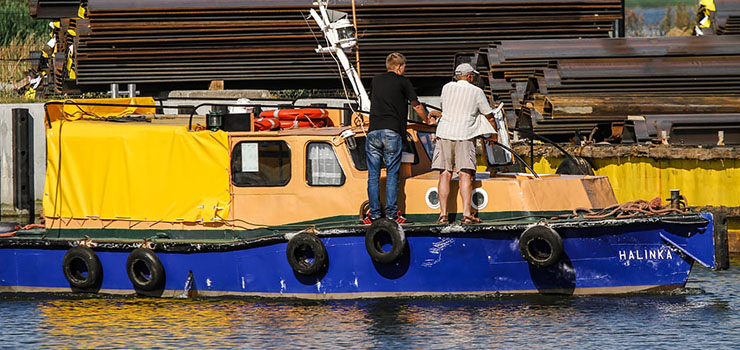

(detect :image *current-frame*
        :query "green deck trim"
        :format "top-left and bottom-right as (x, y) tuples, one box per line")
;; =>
(28, 210), (571, 242)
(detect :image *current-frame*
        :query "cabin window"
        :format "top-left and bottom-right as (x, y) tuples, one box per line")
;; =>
(231, 141), (291, 187)
(346, 132), (418, 170)
(416, 131), (435, 161)
(401, 132), (419, 165)
(306, 142), (345, 186)
(347, 136), (368, 171)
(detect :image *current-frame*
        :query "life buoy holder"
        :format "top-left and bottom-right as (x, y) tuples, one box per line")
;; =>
(254, 117), (280, 131)
(279, 119), (327, 129)
(260, 108), (329, 121)
(365, 218), (406, 264)
(286, 232), (328, 275)
(62, 246), (103, 291)
(519, 225), (563, 268)
(126, 248), (165, 292)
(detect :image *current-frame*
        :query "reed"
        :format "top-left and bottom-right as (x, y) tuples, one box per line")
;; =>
(1, 0), (49, 99)
(0, 34), (45, 99)
(1, 0), (49, 46)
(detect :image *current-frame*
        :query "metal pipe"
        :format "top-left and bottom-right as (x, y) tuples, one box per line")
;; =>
(351, 0), (361, 76)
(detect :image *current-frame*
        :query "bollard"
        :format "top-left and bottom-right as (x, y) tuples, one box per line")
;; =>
(12, 109), (35, 224)
(127, 83), (136, 98)
(110, 83), (119, 98)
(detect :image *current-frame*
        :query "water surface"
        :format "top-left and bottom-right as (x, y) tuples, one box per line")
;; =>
(2, 264), (740, 349)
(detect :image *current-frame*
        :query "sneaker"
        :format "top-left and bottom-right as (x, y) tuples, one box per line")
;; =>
(389, 211), (408, 224)
(362, 214), (377, 225)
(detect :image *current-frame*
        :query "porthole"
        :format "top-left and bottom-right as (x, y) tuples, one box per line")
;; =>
(471, 188), (489, 210)
(425, 187), (440, 209)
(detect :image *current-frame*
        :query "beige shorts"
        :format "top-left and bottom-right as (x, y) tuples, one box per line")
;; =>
(431, 138), (476, 173)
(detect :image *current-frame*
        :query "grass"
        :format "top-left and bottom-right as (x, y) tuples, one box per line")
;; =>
(1, 0), (49, 46)
(0, 34), (45, 100)
(626, 0), (696, 9)
(1, 0), (49, 100)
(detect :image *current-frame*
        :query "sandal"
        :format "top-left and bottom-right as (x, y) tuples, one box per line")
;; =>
(436, 214), (449, 225)
(461, 215), (481, 224)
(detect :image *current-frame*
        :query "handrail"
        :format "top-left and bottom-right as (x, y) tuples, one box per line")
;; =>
(512, 128), (591, 175)
(493, 141), (539, 178)
(37, 99), (360, 131)
(186, 102), (369, 131)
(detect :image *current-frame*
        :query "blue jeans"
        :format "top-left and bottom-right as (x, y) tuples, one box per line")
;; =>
(366, 129), (403, 219)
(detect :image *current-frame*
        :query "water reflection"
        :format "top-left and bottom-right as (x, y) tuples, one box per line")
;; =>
(3, 265), (736, 348)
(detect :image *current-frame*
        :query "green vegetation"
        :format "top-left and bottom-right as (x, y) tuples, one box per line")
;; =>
(626, 0), (696, 9)
(626, 3), (694, 37)
(1, 0), (48, 99)
(1, 0), (49, 46)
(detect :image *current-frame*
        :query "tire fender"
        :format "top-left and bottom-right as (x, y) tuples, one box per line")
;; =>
(126, 248), (165, 292)
(62, 246), (103, 291)
(286, 232), (328, 276)
(365, 218), (406, 264)
(519, 225), (563, 268)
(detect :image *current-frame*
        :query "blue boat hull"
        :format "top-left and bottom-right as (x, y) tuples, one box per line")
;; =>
(0, 214), (716, 298)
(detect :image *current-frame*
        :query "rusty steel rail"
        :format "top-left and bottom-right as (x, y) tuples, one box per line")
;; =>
(714, 0), (740, 35)
(33, 0), (622, 93)
(459, 36), (740, 123)
(456, 37), (740, 145)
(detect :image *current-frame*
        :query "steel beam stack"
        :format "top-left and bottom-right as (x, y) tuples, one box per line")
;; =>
(34, 0), (623, 93)
(715, 0), (740, 34)
(29, 0), (82, 19)
(460, 36), (740, 144)
(463, 36), (740, 125)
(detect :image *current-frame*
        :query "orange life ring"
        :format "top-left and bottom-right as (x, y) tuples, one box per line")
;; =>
(279, 119), (327, 129)
(259, 108), (329, 121)
(254, 117), (280, 131)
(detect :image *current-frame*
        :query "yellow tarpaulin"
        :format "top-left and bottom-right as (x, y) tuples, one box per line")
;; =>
(44, 119), (231, 223)
(45, 97), (157, 126)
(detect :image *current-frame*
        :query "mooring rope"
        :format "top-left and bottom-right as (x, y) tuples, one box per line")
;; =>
(551, 196), (690, 220)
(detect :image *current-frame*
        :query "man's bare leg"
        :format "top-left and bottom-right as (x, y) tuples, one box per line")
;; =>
(438, 170), (452, 218)
(459, 170), (474, 217)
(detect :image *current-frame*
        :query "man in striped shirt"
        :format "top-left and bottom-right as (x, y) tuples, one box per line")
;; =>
(429, 63), (498, 224)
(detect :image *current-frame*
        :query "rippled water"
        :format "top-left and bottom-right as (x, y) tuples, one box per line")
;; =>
(2, 264), (740, 349)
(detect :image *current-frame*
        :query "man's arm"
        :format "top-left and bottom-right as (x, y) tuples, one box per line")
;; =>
(484, 112), (499, 144)
(411, 100), (434, 125)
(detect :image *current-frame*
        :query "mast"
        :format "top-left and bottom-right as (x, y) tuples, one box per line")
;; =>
(309, 2), (371, 112)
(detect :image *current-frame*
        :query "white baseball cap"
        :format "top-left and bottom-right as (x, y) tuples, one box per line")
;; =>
(454, 63), (478, 75)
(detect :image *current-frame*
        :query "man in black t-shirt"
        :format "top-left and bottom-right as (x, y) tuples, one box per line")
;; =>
(364, 52), (432, 224)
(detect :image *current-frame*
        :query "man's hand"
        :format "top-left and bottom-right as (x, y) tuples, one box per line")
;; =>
(485, 133), (498, 145)
(428, 110), (442, 125)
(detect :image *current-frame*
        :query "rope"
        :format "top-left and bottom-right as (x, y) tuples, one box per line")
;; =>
(551, 196), (690, 220)
(0, 224), (45, 237)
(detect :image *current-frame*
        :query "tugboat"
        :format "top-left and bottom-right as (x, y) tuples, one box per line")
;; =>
(0, 3), (718, 299)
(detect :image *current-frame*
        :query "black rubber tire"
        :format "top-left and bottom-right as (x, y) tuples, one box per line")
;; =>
(556, 157), (595, 176)
(519, 225), (563, 268)
(126, 248), (165, 292)
(365, 218), (406, 264)
(286, 232), (328, 276)
(62, 246), (103, 290)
